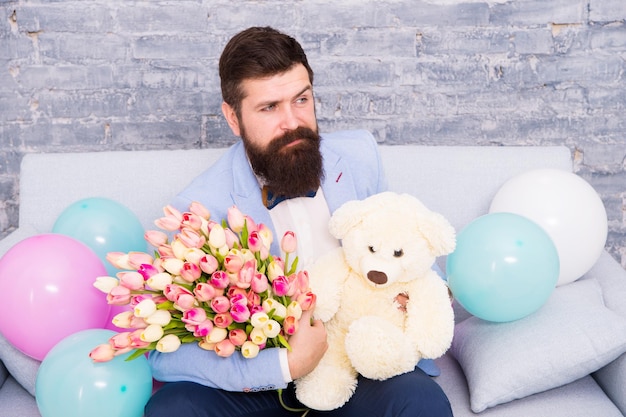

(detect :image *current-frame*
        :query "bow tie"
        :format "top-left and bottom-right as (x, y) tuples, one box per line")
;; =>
(262, 186), (317, 210)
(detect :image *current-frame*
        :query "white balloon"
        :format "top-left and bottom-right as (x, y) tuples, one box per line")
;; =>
(489, 168), (607, 286)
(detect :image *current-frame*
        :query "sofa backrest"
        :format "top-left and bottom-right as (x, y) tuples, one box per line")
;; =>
(18, 144), (572, 236)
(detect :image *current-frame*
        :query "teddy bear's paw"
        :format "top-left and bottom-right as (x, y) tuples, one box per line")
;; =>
(346, 317), (419, 380)
(295, 366), (357, 411)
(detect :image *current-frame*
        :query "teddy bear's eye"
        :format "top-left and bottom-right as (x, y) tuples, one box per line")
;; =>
(368, 246), (376, 253)
(393, 249), (404, 258)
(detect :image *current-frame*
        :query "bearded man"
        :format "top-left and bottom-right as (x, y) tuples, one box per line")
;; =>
(145, 26), (453, 417)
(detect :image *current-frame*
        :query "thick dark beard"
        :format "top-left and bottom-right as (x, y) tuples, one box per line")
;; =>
(242, 126), (324, 197)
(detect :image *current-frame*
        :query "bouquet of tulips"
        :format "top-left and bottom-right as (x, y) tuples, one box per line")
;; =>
(90, 202), (315, 362)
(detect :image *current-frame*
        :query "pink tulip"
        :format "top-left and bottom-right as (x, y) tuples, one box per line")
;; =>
(109, 332), (132, 350)
(250, 304), (265, 316)
(130, 316), (149, 329)
(250, 272), (269, 293)
(230, 303), (251, 323)
(236, 259), (256, 289)
(157, 244), (174, 258)
(144, 230), (169, 247)
(89, 343), (115, 362)
(129, 329), (151, 348)
(297, 291), (316, 311)
(247, 291), (262, 308)
(243, 215), (257, 233)
(175, 293), (197, 311)
(210, 270), (229, 289)
(293, 270), (310, 295)
(181, 212), (204, 231)
(127, 252), (155, 269)
(215, 339), (236, 357)
(247, 231), (263, 252)
(163, 284), (193, 303)
(229, 329), (247, 346)
(130, 294), (154, 307)
(194, 282), (217, 302)
(283, 316), (299, 335)
(281, 231), (297, 254)
(154, 216), (182, 231)
(271, 276), (291, 297)
(178, 227), (206, 249)
(227, 205), (245, 233)
(229, 291), (247, 306)
(118, 271), (144, 291)
(182, 307), (207, 326)
(193, 319), (214, 338)
(224, 252), (244, 274)
(106, 252), (133, 270)
(211, 296), (231, 314)
(189, 201), (211, 219)
(214, 312), (234, 328)
(224, 228), (239, 249)
(138, 263), (160, 281)
(155, 206), (183, 231)
(180, 262), (202, 283)
(199, 254), (218, 274)
(107, 285), (131, 305)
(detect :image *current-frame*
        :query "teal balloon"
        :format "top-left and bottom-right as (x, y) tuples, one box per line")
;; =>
(36, 329), (153, 417)
(446, 212), (559, 322)
(53, 197), (147, 275)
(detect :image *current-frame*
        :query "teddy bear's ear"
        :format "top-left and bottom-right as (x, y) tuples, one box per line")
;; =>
(400, 193), (457, 257)
(329, 192), (394, 239)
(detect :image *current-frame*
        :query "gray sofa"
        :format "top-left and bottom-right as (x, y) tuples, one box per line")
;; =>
(1, 131), (625, 416)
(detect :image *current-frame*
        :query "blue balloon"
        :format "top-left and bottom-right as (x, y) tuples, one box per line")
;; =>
(446, 212), (559, 322)
(53, 197), (147, 276)
(36, 329), (153, 417)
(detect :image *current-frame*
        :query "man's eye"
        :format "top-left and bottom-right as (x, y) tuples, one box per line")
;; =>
(368, 246), (376, 253)
(394, 249), (404, 258)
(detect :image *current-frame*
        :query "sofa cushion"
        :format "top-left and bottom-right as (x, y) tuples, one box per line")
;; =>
(435, 354), (624, 417)
(450, 278), (626, 413)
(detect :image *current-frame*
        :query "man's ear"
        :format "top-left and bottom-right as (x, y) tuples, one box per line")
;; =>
(221, 102), (241, 137)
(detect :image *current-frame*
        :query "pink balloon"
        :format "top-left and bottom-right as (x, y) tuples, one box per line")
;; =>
(0, 234), (111, 360)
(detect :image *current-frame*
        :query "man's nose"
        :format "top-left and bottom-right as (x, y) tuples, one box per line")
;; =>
(279, 105), (300, 130)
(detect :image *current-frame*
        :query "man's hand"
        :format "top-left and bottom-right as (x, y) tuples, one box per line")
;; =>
(286, 304), (327, 380)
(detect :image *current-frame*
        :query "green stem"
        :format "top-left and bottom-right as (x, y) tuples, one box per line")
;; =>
(276, 389), (310, 414)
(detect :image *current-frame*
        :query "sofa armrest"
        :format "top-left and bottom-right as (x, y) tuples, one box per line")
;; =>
(583, 251), (626, 415)
(0, 225), (43, 397)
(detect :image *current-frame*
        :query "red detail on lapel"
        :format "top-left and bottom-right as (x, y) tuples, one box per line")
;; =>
(336, 172), (343, 182)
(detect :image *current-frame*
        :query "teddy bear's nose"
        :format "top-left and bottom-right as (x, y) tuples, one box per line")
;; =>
(367, 270), (388, 285)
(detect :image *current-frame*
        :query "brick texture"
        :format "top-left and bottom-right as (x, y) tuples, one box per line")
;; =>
(1, 0), (626, 267)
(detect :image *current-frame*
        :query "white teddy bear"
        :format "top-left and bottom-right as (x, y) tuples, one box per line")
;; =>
(294, 191), (456, 411)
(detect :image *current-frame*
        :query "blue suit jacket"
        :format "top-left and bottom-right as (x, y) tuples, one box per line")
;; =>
(171, 129), (387, 255)
(150, 130), (388, 391)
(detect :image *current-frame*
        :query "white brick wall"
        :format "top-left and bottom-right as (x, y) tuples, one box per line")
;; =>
(1, 0), (625, 266)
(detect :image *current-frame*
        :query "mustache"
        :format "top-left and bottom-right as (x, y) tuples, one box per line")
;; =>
(267, 127), (320, 152)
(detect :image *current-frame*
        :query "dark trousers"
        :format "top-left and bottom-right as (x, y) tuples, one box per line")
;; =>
(144, 367), (453, 417)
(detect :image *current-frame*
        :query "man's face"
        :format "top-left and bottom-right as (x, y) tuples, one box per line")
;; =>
(222, 64), (323, 196)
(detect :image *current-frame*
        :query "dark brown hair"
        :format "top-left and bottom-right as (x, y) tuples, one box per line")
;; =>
(219, 27), (314, 114)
